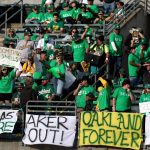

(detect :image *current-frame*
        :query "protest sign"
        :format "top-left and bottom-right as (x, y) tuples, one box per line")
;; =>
(0, 110), (18, 134)
(0, 47), (21, 68)
(79, 112), (143, 150)
(139, 102), (150, 113)
(145, 114), (150, 145)
(22, 114), (76, 147)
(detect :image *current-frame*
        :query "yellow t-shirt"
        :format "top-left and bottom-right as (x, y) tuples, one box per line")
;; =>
(22, 62), (35, 74)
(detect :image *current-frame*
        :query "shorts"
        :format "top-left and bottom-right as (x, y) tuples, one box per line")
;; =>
(0, 93), (12, 101)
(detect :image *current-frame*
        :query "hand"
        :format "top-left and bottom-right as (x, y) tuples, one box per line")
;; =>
(112, 107), (116, 112)
(78, 83), (83, 88)
(105, 58), (109, 64)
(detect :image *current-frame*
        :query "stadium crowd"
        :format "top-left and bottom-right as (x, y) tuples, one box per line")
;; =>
(1, 0), (150, 116)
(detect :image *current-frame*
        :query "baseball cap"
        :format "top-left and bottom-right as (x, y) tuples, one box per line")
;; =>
(62, 3), (69, 8)
(98, 10), (104, 15)
(32, 5), (38, 10)
(48, 5), (54, 9)
(69, 0), (77, 4)
(41, 76), (48, 80)
(24, 31), (32, 36)
(119, 68), (126, 75)
(114, 24), (120, 30)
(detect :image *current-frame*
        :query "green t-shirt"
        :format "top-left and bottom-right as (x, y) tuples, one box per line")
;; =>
(113, 87), (132, 111)
(97, 87), (111, 110)
(27, 12), (40, 21)
(109, 32), (124, 56)
(47, 49), (54, 61)
(38, 83), (55, 101)
(0, 69), (15, 93)
(42, 61), (50, 75)
(44, 12), (54, 22)
(49, 62), (66, 80)
(48, 20), (64, 32)
(128, 53), (140, 77)
(139, 93), (150, 103)
(72, 39), (89, 62)
(4, 35), (19, 46)
(76, 85), (97, 108)
(81, 11), (93, 19)
(72, 8), (81, 19)
(135, 45), (150, 63)
(60, 9), (74, 19)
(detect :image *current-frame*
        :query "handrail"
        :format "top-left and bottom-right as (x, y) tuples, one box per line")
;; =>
(0, 0), (23, 35)
(105, 0), (141, 36)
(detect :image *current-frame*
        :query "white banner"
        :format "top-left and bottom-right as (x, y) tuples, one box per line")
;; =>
(22, 114), (76, 147)
(0, 110), (18, 134)
(145, 114), (150, 145)
(139, 102), (150, 113)
(0, 47), (21, 68)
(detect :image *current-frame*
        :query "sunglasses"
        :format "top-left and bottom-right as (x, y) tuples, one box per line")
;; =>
(2, 69), (7, 71)
(72, 31), (76, 33)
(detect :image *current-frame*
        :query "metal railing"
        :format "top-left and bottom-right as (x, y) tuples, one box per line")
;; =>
(0, 0), (23, 35)
(105, 0), (141, 36)
(26, 101), (76, 116)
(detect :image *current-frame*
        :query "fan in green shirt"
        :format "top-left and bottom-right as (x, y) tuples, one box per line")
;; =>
(59, 3), (74, 23)
(72, 33), (89, 62)
(109, 24), (124, 56)
(44, 5), (54, 24)
(87, 0), (99, 15)
(73, 76), (97, 109)
(139, 85), (150, 103)
(0, 66), (22, 103)
(38, 76), (55, 101)
(25, 6), (41, 24)
(112, 79), (134, 112)
(96, 77), (112, 111)
(48, 13), (64, 33)
(135, 38), (150, 63)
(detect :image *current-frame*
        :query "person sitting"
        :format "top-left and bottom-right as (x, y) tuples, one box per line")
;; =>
(25, 6), (42, 24)
(3, 28), (19, 48)
(94, 11), (105, 25)
(48, 13), (64, 33)
(22, 54), (35, 75)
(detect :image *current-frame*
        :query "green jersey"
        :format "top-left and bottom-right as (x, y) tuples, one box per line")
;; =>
(0, 69), (15, 93)
(72, 8), (81, 19)
(135, 45), (150, 63)
(139, 93), (150, 103)
(38, 83), (55, 101)
(72, 39), (89, 62)
(97, 87), (111, 110)
(48, 20), (64, 32)
(109, 32), (124, 56)
(60, 9), (74, 19)
(128, 53), (140, 77)
(76, 85), (97, 108)
(113, 87), (132, 111)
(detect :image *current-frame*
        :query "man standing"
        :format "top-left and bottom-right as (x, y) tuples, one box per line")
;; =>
(109, 24), (124, 79)
(112, 79), (134, 112)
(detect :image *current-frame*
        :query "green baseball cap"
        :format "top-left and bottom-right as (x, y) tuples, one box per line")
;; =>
(48, 5), (54, 9)
(24, 31), (32, 36)
(62, 3), (69, 8)
(141, 38), (148, 45)
(41, 76), (48, 80)
(119, 68), (126, 74)
(33, 72), (42, 80)
(114, 24), (120, 30)
(32, 5), (38, 10)
(69, 0), (77, 4)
